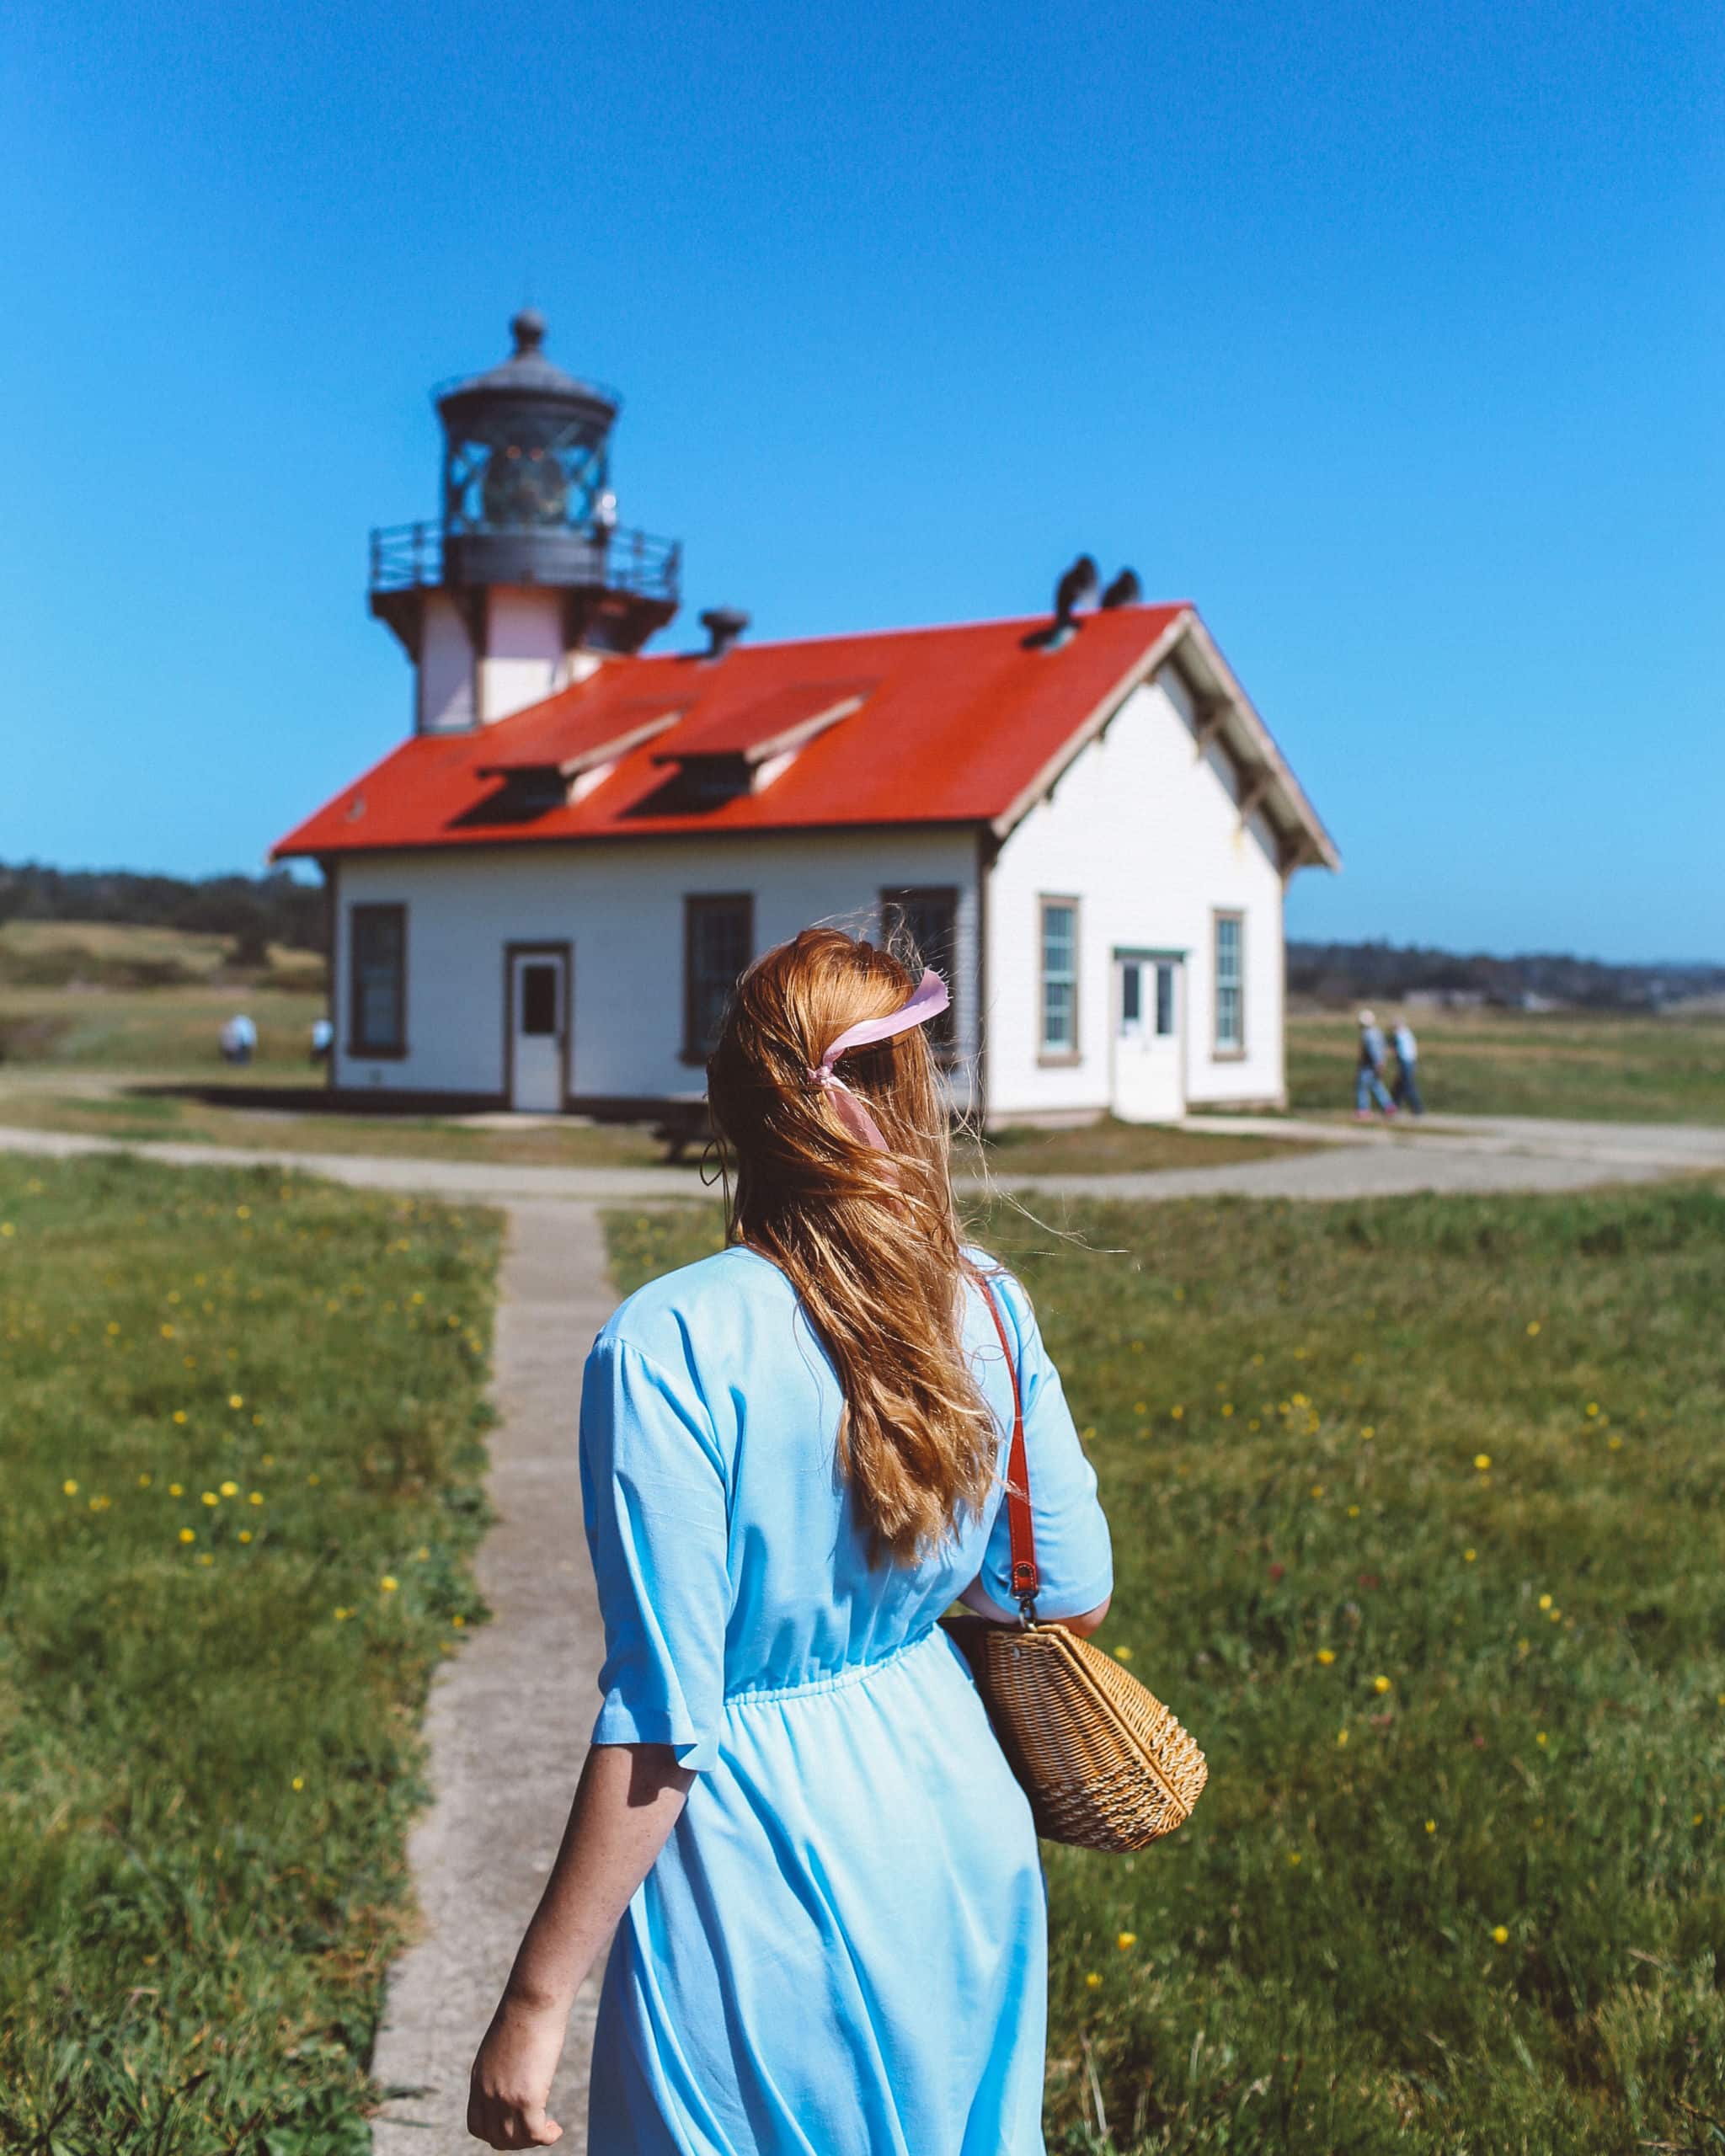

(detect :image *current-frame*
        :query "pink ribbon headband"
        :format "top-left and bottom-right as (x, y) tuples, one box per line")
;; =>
(808, 968), (950, 1151)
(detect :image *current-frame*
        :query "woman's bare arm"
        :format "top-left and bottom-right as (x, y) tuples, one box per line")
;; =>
(958, 1575), (1111, 1636)
(467, 1742), (693, 2149)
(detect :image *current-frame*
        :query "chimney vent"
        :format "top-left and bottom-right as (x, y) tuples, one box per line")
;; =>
(699, 606), (750, 661)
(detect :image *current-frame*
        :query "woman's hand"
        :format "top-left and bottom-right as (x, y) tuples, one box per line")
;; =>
(465, 1743), (693, 2148)
(467, 1995), (569, 2148)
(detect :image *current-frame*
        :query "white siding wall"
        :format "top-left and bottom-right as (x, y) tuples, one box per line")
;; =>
(331, 831), (980, 1109)
(480, 590), (568, 723)
(985, 667), (1287, 1117)
(416, 592), (474, 734)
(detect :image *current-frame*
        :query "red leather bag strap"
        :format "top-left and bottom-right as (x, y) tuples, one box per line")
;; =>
(980, 1277), (1039, 1617)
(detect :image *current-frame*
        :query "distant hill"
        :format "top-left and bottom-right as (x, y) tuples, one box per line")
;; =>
(0, 862), (325, 969)
(1289, 939), (1725, 1011)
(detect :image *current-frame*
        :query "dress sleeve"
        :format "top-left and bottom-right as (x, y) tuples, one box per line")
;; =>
(579, 1335), (730, 1772)
(976, 1274), (1114, 1620)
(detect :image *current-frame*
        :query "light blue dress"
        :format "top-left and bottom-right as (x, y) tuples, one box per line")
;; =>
(579, 1245), (1113, 2156)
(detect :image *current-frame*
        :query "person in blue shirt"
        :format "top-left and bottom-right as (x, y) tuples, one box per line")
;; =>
(1389, 1019), (1424, 1115)
(1354, 1008), (1397, 1118)
(468, 927), (1114, 2154)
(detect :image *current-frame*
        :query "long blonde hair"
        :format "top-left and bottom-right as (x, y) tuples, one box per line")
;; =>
(707, 927), (996, 1565)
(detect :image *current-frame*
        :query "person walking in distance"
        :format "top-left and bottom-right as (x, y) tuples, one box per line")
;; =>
(1354, 1008), (1397, 1119)
(467, 927), (1114, 2154)
(1390, 1017), (1425, 1116)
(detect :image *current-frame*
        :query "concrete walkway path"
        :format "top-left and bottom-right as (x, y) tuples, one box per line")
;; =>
(3, 1114), (1722, 1206)
(371, 1202), (611, 2156)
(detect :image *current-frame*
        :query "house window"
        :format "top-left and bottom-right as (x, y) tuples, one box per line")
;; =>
(879, 886), (958, 1058)
(1155, 961), (1177, 1038)
(1039, 899), (1079, 1059)
(1214, 912), (1244, 1054)
(349, 904), (406, 1057)
(683, 894), (753, 1062)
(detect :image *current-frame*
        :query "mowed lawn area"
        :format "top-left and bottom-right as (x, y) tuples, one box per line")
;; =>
(607, 1185), (1725, 2154)
(0, 1155), (499, 2153)
(1287, 1005), (1725, 1123)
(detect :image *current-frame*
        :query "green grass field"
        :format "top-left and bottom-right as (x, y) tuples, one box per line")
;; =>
(606, 1187), (1725, 2154)
(1288, 1006), (1725, 1124)
(0, 1155), (500, 2153)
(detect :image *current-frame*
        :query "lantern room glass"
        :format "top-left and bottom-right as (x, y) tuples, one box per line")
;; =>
(443, 408), (611, 537)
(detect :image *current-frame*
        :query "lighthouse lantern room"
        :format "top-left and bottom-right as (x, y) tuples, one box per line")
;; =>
(367, 311), (681, 734)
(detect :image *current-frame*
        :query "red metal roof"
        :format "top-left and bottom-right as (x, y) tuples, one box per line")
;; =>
(271, 604), (1196, 859)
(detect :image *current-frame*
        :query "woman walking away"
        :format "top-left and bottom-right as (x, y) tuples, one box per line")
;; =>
(1354, 1008), (1397, 1119)
(468, 927), (1113, 2155)
(1390, 1017), (1425, 1116)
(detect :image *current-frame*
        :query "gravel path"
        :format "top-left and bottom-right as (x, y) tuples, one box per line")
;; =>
(370, 1202), (611, 2156)
(3, 1115), (1722, 1205)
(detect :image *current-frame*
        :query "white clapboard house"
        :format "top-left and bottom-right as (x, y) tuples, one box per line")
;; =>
(273, 314), (1338, 1125)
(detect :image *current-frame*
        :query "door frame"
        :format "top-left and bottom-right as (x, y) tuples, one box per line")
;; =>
(502, 941), (574, 1111)
(1109, 944), (1188, 1118)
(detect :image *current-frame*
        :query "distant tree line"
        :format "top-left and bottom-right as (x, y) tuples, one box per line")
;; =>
(0, 862), (327, 969)
(1289, 939), (1725, 1011)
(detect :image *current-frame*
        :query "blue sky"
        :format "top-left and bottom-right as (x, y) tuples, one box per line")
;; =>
(3, 0), (1720, 960)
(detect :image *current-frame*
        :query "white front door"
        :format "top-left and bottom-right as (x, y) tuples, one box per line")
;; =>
(1111, 953), (1185, 1123)
(508, 949), (568, 1113)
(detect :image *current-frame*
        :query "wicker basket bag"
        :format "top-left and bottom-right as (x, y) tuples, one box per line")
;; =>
(943, 1284), (1208, 1852)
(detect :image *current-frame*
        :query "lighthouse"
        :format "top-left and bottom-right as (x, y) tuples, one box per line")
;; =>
(367, 311), (681, 734)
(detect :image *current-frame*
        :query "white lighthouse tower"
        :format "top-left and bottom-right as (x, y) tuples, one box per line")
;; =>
(367, 311), (681, 734)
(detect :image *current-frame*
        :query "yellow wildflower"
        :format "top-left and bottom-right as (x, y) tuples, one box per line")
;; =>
(201, 1491), (218, 1508)
(1113, 1645), (1134, 1662)
(220, 1480), (238, 1497)
(1525, 1321), (1541, 1337)
(1491, 1925), (1509, 1945)
(227, 1393), (243, 1410)
(1535, 1732), (1548, 1747)
(1337, 1730), (1349, 1747)
(1464, 1549), (1477, 1562)
(238, 1529), (253, 1544)
(173, 1410), (187, 1425)
(62, 1479), (78, 1496)
(1116, 1931), (1137, 1951)
(1316, 1648), (1336, 1666)
(179, 1528), (195, 1544)
(249, 1491), (263, 1505)
(380, 1575), (399, 1593)
(291, 1774), (303, 1791)
(1424, 1820), (1435, 1834)
(1084, 1972), (1102, 1989)
(1373, 1675), (1391, 1694)
(1538, 1593), (1552, 1610)
(1473, 1454), (1492, 1472)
